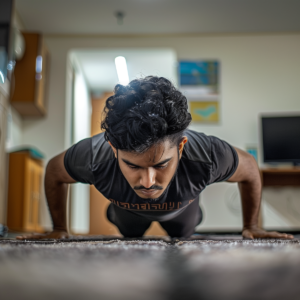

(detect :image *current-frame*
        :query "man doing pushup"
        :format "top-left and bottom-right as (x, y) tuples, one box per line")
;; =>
(17, 76), (293, 240)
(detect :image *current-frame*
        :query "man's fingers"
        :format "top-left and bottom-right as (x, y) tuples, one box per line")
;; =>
(242, 230), (254, 239)
(268, 231), (294, 239)
(15, 231), (69, 240)
(16, 234), (45, 240)
(243, 229), (294, 240)
(258, 231), (294, 239)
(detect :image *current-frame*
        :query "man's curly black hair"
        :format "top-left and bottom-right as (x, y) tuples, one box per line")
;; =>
(101, 76), (192, 153)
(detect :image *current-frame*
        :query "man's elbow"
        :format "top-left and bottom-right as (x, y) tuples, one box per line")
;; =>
(242, 152), (261, 184)
(45, 151), (75, 184)
(228, 148), (260, 183)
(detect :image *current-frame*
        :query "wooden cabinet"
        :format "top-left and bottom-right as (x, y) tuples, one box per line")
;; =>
(10, 32), (50, 117)
(259, 168), (300, 228)
(260, 168), (300, 187)
(7, 152), (44, 232)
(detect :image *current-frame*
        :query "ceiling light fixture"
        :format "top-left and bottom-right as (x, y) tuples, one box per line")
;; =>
(0, 71), (4, 83)
(115, 56), (129, 85)
(115, 11), (125, 25)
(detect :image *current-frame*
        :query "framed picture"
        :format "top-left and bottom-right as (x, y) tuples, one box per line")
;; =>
(179, 60), (220, 123)
(189, 101), (219, 123)
(179, 61), (219, 93)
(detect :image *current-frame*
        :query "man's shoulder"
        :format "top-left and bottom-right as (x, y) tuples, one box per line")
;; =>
(91, 132), (115, 165)
(182, 129), (212, 164)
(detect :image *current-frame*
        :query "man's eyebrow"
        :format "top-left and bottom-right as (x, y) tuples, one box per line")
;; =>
(121, 158), (173, 168)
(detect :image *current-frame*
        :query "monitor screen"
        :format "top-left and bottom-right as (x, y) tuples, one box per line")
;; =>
(261, 115), (300, 165)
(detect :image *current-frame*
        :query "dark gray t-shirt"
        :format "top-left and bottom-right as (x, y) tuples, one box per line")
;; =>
(64, 129), (239, 221)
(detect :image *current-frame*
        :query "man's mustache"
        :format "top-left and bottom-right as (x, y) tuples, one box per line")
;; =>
(134, 185), (163, 190)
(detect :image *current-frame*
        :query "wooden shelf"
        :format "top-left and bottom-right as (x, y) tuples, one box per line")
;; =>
(260, 168), (300, 187)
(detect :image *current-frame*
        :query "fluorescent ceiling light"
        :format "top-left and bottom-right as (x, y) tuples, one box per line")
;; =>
(36, 56), (43, 73)
(0, 71), (4, 83)
(115, 56), (129, 85)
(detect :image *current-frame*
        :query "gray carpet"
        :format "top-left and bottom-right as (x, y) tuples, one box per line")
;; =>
(1, 236), (300, 300)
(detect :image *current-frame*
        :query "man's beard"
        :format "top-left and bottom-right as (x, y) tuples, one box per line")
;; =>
(139, 194), (163, 203)
(134, 185), (164, 203)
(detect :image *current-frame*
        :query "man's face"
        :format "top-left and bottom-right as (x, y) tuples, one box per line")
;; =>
(109, 137), (187, 200)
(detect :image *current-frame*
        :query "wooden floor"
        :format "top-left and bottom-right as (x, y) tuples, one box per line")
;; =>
(1, 235), (300, 300)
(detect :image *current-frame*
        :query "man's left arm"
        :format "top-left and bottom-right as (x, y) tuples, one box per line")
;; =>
(227, 147), (294, 239)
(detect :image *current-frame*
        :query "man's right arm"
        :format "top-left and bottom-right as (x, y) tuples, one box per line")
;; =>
(16, 151), (77, 240)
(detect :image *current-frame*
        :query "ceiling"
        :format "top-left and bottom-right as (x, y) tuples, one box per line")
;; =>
(15, 0), (300, 35)
(71, 49), (177, 93)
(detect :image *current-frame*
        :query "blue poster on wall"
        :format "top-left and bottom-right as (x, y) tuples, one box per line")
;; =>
(179, 61), (219, 93)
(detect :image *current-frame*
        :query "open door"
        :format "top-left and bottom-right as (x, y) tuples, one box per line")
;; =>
(89, 92), (167, 236)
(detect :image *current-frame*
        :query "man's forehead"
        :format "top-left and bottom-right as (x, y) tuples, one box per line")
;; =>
(119, 141), (174, 163)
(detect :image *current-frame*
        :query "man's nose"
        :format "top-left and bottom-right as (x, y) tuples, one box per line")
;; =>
(140, 168), (156, 189)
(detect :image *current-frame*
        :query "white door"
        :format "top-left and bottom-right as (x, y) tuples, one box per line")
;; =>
(0, 91), (8, 224)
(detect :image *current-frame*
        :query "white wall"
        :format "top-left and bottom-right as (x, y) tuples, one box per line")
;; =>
(69, 57), (91, 234)
(0, 82), (9, 224)
(35, 33), (300, 157)
(22, 33), (300, 231)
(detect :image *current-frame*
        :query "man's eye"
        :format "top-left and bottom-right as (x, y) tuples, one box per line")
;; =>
(155, 164), (167, 169)
(128, 165), (139, 169)
(127, 164), (167, 169)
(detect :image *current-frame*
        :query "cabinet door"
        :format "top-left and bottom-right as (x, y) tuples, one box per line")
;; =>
(23, 158), (36, 231)
(10, 33), (49, 117)
(33, 163), (43, 231)
(35, 39), (49, 115)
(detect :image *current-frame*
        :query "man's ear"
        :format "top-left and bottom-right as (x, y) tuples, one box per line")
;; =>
(108, 141), (117, 158)
(178, 136), (188, 158)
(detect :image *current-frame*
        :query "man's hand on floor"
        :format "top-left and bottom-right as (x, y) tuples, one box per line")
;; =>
(242, 226), (294, 239)
(16, 230), (69, 240)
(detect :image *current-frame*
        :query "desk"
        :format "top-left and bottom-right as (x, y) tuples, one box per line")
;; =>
(259, 168), (300, 228)
(260, 168), (300, 187)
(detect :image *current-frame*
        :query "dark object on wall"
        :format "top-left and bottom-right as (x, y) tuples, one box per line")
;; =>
(10, 32), (50, 117)
(261, 115), (300, 166)
(0, 0), (14, 83)
(0, 224), (8, 237)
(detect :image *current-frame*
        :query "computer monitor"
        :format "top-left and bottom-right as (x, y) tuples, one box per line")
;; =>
(261, 115), (300, 166)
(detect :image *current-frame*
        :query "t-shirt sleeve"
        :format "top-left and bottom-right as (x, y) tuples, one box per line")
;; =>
(208, 136), (239, 184)
(64, 138), (94, 184)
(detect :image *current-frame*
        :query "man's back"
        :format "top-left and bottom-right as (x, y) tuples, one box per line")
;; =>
(64, 129), (238, 221)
